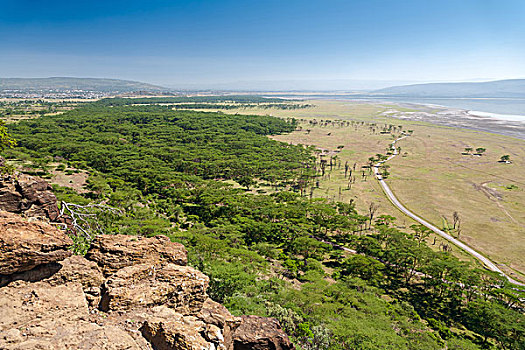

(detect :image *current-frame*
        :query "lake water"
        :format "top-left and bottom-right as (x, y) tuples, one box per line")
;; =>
(367, 97), (525, 122)
(279, 94), (525, 122)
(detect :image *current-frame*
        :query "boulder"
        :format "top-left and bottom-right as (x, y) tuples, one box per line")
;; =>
(85, 234), (187, 276)
(1, 256), (105, 301)
(100, 263), (208, 315)
(233, 315), (294, 350)
(0, 280), (144, 350)
(46, 255), (105, 307)
(199, 298), (242, 349)
(141, 315), (214, 350)
(0, 213), (294, 349)
(0, 174), (61, 221)
(100, 303), (238, 350)
(0, 211), (72, 275)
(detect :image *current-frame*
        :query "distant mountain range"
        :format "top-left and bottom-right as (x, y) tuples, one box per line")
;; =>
(373, 79), (525, 98)
(2, 77), (524, 98)
(0, 77), (167, 93)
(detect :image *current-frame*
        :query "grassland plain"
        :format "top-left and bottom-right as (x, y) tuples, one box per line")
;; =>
(204, 100), (525, 282)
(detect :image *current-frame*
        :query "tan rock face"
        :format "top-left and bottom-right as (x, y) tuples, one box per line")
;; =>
(46, 255), (105, 307)
(0, 211), (72, 275)
(0, 261), (63, 287)
(233, 315), (295, 350)
(85, 234), (188, 276)
(0, 174), (61, 221)
(100, 263), (209, 315)
(199, 298), (242, 349)
(0, 281), (87, 331)
(0, 207), (294, 350)
(141, 316), (214, 350)
(0, 280), (144, 350)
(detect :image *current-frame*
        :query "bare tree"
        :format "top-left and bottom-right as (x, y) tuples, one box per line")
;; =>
(368, 202), (378, 229)
(452, 211), (460, 229)
(57, 202), (123, 240)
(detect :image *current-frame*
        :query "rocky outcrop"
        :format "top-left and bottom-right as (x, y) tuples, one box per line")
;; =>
(0, 209), (294, 350)
(0, 211), (72, 276)
(0, 174), (61, 221)
(0, 280), (145, 349)
(200, 299), (242, 348)
(100, 263), (208, 313)
(233, 316), (295, 350)
(46, 255), (105, 307)
(141, 315), (218, 350)
(85, 234), (188, 276)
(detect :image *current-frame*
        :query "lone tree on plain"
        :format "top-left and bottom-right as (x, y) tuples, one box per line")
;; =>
(452, 211), (460, 229)
(475, 147), (486, 155)
(464, 147), (473, 154)
(500, 155), (512, 163)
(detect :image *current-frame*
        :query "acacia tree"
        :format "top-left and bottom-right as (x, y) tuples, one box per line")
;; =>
(339, 255), (385, 286)
(237, 175), (257, 190)
(410, 224), (432, 246)
(500, 154), (511, 163)
(381, 165), (390, 178)
(375, 214), (396, 227)
(464, 300), (525, 347)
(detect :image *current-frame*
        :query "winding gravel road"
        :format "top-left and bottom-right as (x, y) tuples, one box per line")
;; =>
(374, 136), (525, 286)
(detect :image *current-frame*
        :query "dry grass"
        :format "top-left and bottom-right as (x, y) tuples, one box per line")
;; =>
(388, 126), (525, 280)
(49, 168), (90, 194)
(212, 100), (525, 281)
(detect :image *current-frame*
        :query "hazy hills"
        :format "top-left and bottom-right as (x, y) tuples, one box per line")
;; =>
(2, 77), (524, 98)
(374, 79), (525, 98)
(0, 77), (167, 93)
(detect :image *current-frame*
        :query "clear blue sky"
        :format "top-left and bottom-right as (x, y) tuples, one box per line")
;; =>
(1, 0), (524, 87)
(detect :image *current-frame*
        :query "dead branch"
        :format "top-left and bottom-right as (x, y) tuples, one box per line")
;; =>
(57, 201), (123, 240)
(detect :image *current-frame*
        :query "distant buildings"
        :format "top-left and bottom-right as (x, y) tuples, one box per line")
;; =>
(0, 89), (111, 99)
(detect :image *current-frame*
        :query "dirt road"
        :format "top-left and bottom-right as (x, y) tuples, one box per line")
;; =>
(374, 136), (524, 286)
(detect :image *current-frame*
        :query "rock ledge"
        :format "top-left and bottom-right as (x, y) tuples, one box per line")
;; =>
(0, 206), (294, 349)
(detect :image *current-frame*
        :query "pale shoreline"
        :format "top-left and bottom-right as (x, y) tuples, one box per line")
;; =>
(303, 95), (525, 124)
(371, 100), (525, 140)
(466, 110), (525, 122)
(376, 100), (525, 123)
